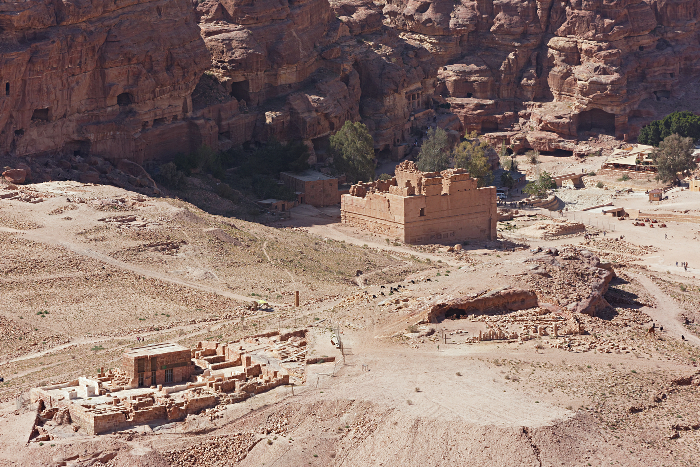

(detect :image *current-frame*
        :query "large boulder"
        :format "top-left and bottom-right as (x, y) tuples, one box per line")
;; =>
(2, 168), (26, 184)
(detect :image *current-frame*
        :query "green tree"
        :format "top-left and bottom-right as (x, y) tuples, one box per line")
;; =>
(652, 133), (696, 183)
(330, 121), (376, 183)
(416, 127), (450, 172)
(453, 139), (494, 187)
(524, 171), (556, 198)
(638, 111), (700, 147)
(500, 171), (515, 189)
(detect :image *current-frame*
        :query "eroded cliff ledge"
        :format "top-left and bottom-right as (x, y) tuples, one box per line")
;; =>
(3, 0), (700, 161)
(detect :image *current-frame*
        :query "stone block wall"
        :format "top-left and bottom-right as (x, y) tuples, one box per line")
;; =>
(342, 162), (497, 244)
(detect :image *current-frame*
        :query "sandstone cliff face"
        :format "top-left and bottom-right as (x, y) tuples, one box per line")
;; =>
(0, 0), (209, 161)
(3, 0), (700, 163)
(381, 0), (700, 151)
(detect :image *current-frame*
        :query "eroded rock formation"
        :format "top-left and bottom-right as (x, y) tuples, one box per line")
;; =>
(0, 0), (209, 161)
(3, 0), (700, 162)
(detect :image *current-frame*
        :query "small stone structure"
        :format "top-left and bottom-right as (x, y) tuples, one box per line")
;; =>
(341, 161), (497, 244)
(280, 170), (343, 207)
(551, 173), (585, 188)
(121, 343), (194, 388)
(689, 179), (700, 192)
(29, 330), (311, 437)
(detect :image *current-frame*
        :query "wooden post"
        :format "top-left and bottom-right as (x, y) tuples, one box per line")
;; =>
(295, 291), (300, 307)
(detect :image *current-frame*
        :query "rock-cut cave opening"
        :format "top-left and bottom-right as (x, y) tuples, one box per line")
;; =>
(577, 109), (615, 135)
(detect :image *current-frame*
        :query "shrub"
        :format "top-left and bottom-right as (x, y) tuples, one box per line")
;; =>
(596, 181), (604, 188)
(157, 162), (186, 189)
(618, 174), (631, 181)
(526, 150), (540, 165)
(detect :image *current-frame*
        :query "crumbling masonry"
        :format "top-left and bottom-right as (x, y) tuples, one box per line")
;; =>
(341, 161), (497, 244)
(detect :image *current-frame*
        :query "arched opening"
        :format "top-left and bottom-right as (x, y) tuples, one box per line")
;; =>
(5, 83), (8, 96)
(117, 93), (133, 106)
(230, 80), (250, 102)
(639, 45), (644, 51)
(466, 92), (473, 98)
(577, 109), (615, 135)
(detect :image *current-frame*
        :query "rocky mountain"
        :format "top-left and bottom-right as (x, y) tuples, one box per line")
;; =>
(2, 0), (700, 161)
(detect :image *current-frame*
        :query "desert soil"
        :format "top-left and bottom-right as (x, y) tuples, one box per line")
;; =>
(1, 168), (700, 466)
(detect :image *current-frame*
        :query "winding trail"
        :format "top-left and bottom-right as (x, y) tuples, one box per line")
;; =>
(0, 226), (282, 307)
(633, 273), (700, 348)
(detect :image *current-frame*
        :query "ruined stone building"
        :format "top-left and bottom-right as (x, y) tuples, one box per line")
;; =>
(280, 170), (345, 207)
(121, 343), (194, 388)
(29, 330), (308, 437)
(341, 161), (496, 244)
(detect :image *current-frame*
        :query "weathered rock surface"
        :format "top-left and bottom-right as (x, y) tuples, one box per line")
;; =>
(0, 0), (209, 161)
(426, 288), (539, 322)
(3, 0), (700, 162)
(2, 168), (26, 184)
(524, 247), (615, 316)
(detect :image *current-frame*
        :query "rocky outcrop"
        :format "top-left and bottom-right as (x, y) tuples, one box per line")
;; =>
(426, 288), (539, 322)
(524, 248), (615, 316)
(385, 0), (700, 149)
(0, 0), (209, 161)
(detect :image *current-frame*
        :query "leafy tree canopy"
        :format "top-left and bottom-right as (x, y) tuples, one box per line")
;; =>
(652, 133), (696, 183)
(524, 171), (556, 198)
(453, 139), (494, 187)
(638, 111), (700, 147)
(416, 127), (450, 173)
(330, 121), (376, 183)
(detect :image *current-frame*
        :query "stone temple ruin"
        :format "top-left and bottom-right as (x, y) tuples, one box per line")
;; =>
(341, 161), (497, 244)
(28, 330), (313, 438)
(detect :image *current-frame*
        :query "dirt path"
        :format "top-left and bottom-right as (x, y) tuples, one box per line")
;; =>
(633, 273), (700, 347)
(262, 240), (295, 284)
(0, 226), (284, 307)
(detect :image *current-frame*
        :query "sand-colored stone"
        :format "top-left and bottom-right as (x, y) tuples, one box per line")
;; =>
(341, 161), (496, 244)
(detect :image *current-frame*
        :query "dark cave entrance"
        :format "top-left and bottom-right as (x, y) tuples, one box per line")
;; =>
(577, 109), (615, 135)
(443, 308), (467, 320)
(117, 93), (133, 107)
(481, 121), (499, 133)
(230, 80), (250, 102)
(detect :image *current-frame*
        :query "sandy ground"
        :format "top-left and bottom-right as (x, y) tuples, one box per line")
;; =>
(1, 173), (700, 466)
